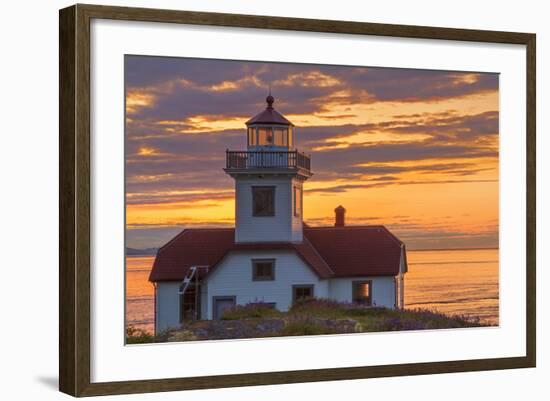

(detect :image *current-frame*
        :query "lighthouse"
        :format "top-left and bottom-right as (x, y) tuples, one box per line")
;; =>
(151, 95), (407, 329)
(224, 94), (312, 243)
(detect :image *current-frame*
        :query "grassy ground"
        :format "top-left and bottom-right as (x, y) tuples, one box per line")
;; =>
(127, 298), (485, 344)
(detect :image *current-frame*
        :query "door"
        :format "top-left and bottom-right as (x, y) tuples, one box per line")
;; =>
(213, 296), (236, 320)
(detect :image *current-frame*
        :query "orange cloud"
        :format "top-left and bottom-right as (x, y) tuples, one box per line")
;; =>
(126, 90), (155, 114)
(137, 146), (161, 156)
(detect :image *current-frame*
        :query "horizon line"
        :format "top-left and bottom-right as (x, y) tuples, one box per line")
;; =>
(126, 245), (499, 252)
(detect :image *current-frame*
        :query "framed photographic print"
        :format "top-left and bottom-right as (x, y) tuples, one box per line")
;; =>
(59, 4), (536, 397)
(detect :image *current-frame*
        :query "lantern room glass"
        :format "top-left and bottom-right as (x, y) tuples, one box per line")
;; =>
(248, 127), (255, 146)
(247, 126), (292, 148)
(258, 127), (273, 146)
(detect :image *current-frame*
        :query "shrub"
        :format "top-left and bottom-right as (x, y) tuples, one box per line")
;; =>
(126, 325), (155, 344)
(153, 298), (487, 343)
(345, 306), (393, 317)
(167, 330), (199, 342)
(221, 301), (283, 320)
(290, 298), (397, 320)
(289, 297), (349, 318)
(371, 316), (428, 331)
(281, 317), (338, 336)
(292, 298), (344, 310)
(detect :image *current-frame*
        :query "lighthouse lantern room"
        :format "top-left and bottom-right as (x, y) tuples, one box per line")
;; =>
(246, 94), (293, 150)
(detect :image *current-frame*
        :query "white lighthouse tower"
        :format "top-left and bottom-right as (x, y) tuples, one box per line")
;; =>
(225, 94), (312, 243)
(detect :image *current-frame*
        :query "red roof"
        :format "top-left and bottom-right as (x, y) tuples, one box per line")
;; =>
(149, 229), (233, 282)
(149, 226), (405, 282)
(304, 226), (404, 277)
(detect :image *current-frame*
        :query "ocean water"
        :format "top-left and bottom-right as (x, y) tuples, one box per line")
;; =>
(125, 248), (499, 334)
(404, 249), (499, 325)
(125, 256), (156, 332)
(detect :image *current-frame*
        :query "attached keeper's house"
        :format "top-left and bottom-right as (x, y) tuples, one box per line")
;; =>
(149, 95), (408, 333)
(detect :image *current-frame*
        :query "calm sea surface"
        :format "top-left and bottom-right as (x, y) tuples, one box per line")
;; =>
(126, 248), (499, 334)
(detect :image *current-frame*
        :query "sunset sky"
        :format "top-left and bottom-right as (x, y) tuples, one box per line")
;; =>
(125, 56), (499, 250)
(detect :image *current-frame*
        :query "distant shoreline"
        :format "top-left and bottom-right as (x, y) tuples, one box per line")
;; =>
(126, 247), (158, 256)
(125, 246), (499, 256)
(408, 247), (499, 252)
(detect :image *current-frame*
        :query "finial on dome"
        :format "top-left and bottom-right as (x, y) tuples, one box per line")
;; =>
(266, 86), (274, 109)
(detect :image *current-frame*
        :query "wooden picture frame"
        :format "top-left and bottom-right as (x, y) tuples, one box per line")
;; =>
(59, 3), (536, 397)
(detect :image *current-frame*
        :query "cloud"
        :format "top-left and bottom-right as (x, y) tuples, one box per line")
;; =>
(125, 56), (250, 88)
(311, 141), (497, 176)
(124, 112), (499, 202)
(299, 111), (498, 149)
(385, 111), (498, 139)
(306, 178), (497, 195)
(125, 56), (499, 125)
(123, 56), (499, 250)
(126, 190), (234, 206)
(136, 146), (163, 157)
(340, 68), (498, 102)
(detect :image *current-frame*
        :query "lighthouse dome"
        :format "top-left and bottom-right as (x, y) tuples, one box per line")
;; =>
(246, 95), (293, 126)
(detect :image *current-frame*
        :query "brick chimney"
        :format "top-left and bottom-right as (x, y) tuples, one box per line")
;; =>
(334, 205), (346, 227)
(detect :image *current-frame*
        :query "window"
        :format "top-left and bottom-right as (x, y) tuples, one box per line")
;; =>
(252, 186), (275, 216)
(252, 259), (275, 281)
(287, 126), (293, 147)
(273, 128), (288, 146)
(293, 285), (314, 303)
(352, 281), (372, 305)
(251, 127), (290, 147)
(248, 127), (256, 146)
(294, 185), (302, 217)
(258, 127), (273, 145)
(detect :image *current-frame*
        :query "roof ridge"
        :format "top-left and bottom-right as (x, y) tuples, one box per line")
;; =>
(185, 227), (234, 231)
(234, 240), (297, 245)
(304, 224), (386, 229)
(156, 229), (189, 254)
(157, 228), (235, 253)
(378, 225), (405, 246)
(305, 224), (404, 246)
(298, 236), (335, 275)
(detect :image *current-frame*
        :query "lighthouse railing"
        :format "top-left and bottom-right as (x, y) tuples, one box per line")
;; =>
(226, 150), (310, 171)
